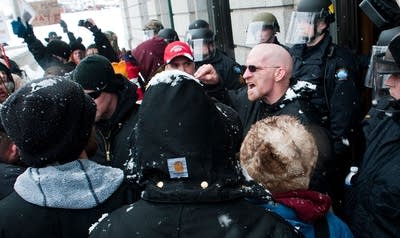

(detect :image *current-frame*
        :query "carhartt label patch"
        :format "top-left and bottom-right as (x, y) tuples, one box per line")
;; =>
(167, 157), (188, 178)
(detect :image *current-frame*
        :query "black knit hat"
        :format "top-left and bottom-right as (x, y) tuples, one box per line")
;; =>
(70, 37), (86, 52)
(0, 76), (96, 167)
(47, 39), (71, 60)
(133, 70), (244, 202)
(73, 54), (124, 92)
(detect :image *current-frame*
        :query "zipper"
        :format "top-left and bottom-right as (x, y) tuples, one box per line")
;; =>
(99, 129), (112, 162)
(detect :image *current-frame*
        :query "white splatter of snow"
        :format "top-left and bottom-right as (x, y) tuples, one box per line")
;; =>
(218, 214), (232, 228)
(88, 213), (108, 234)
(147, 70), (201, 87)
(342, 138), (350, 146)
(30, 78), (59, 93)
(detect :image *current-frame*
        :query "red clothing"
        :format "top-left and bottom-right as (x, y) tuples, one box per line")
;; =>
(131, 36), (167, 82)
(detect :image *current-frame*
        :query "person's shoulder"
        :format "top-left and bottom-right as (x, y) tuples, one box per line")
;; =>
(330, 43), (357, 63)
(325, 212), (354, 238)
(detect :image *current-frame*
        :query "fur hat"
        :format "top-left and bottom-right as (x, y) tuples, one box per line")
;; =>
(47, 39), (71, 60)
(240, 115), (318, 194)
(73, 54), (124, 93)
(0, 76), (96, 168)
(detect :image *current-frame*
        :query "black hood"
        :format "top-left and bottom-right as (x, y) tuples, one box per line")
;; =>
(132, 70), (246, 202)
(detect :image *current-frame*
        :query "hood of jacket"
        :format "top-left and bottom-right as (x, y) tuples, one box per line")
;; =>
(129, 70), (253, 202)
(131, 36), (167, 82)
(14, 159), (124, 209)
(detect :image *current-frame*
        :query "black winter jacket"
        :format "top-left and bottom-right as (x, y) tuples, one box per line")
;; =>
(0, 162), (25, 200)
(25, 37), (75, 72)
(90, 199), (302, 238)
(90, 71), (302, 238)
(227, 83), (323, 137)
(90, 79), (139, 169)
(349, 99), (400, 237)
(0, 160), (136, 238)
(290, 35), (361, 157)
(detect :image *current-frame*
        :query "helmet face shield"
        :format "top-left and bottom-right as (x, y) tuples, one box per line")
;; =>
(185, 28), (215, 62)
(285, 11), (317, 45)
(190, 39), (214, 62)
(245, 21), (275, 46)
(365, 45), (387, 88)
(372, 51), (400, 103)
(143, 30), (155, 41)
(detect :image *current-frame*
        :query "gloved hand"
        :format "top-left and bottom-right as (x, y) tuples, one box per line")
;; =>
(11, 17), (27, 38)
(60, 19), (68, 33)
(11, 17), (34, 40)
(78, 18), (99, 33)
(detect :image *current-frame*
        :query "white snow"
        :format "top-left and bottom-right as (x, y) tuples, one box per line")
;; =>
(147, 70), (201, 87)
(218, 214), (232, 228)
(29, 78), (58, 93)
(88, 213), (109, 234)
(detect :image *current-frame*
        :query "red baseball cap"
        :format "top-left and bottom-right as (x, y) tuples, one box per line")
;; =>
(164, 41), (194, 64)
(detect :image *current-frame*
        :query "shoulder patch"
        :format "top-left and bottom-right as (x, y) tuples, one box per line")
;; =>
(335, 68), (349, 81)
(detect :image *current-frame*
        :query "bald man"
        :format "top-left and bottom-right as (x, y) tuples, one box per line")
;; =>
(197, 44), (334, 198)
(201, 43), (322, 136)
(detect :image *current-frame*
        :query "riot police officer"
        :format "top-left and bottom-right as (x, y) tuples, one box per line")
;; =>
(286, 0), (362, 217)
(245, 12), (283, 46)
(158, 28), (179, 44)
(185, 19), (243, 90)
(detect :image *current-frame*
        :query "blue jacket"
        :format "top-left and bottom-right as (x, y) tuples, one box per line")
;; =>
(264, 202), (353, 238)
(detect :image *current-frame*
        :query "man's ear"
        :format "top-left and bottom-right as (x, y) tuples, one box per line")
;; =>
(9, 144), (19, 163)
(274, 68), (286, 82)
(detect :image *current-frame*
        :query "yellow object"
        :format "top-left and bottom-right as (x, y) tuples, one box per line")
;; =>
(111, 60), (128, 78)
(328, 3), (335, 14)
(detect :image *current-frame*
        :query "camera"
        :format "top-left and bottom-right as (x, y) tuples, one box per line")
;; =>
(78, 19), (87, 27)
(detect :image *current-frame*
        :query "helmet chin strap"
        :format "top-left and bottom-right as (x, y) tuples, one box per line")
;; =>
(307, 20), (327, 46)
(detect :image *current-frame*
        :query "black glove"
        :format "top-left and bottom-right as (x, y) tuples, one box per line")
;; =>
(78, 19), (99, 33)
(60, 19), (68, 33)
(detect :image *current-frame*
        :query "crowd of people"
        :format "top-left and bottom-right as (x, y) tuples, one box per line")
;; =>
(0, 0), (399, 237)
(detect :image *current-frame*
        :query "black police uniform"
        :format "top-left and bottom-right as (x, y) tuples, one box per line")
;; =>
(290, 34), (361, 156)
(290, 34), (362, 215)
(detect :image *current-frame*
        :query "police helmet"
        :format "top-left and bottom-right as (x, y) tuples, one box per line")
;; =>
(158, 28), (180, 44)
(297, 0), (335, 24)
(186, 28), (214, 43)
(188, 19), (210, 30)
(377, 26), (400, 46)
(251, 12), (280, 32)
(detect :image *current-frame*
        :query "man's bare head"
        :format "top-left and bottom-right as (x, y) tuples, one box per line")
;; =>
(244, 43), (293, 104)
(247, 43), (293, 78)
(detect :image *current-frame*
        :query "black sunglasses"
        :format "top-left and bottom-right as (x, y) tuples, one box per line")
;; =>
(246, 65), (280, 73)
(87, 90), (102, 99)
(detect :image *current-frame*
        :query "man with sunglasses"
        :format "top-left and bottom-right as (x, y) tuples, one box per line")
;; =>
(73, 55), (139, 170)
(206, 43), (322, 136)
(203, 43), (333, 196)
